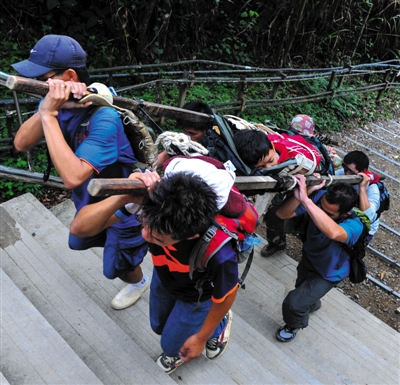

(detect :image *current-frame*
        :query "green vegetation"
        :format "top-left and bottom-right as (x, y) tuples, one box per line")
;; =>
(0, 1), (399, 199)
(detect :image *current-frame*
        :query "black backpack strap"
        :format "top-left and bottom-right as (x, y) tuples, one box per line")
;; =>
(212, 111), (253, 175)
(238, 247), (254, 289)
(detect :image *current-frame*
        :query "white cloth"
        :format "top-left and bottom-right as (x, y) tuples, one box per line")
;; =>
(165, 158), (235, 209)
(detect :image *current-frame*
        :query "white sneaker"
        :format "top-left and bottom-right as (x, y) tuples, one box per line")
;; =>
(111, 277), (150, 310)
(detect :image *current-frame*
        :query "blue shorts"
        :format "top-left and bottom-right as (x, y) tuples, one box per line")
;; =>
(69, 219), (148, 280)
(103, 224), (148, 279)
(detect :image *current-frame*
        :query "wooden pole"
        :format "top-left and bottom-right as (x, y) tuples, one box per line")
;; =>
(0, 72), (213, 124)
(87, 174), (363, 197)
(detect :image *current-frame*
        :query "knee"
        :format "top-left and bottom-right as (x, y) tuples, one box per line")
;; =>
(150, 318), (163, 336)
(282, 290), (300, 314)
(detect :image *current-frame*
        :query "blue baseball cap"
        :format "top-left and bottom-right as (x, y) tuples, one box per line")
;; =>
(12, 35), (87, 78)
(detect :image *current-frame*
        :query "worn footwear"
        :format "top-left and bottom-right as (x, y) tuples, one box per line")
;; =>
(276, 325), (299, 342)
(260, 242), (286, 257)
(156, 353), (184, 374)
(206, 309), (233, 360)
(111, 277), (150, 310)
(310, 300), (322, 313)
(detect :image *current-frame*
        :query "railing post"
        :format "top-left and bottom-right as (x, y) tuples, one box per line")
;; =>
(177, 70), (195, 108)
(271, 72), (286, 99)
(376, 69), (392, 101)
(156, 80), (164, 124)
(12, 91), (34, 172)
(107, 57), (113, 86)
(337, 63), (352, 88)
(177, 79), (188, 108)
(236, 75), (247, 116)
(327, 71), (337, 91)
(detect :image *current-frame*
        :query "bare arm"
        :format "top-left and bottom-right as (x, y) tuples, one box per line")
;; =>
(14, 112), (45, 151)
(277, 174), (325, 220)
(70, 171), (160, 236)
(301, 198), (349, 242)
(39, 79), (94, 188)
(179, 287), (237, 362)
(358, 172), (371, 211)
(292, 174), (348, 242)
(70, 194), (134, 237)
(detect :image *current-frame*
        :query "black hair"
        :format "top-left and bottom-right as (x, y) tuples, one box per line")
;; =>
(324, 182), (358, 214)
(343, 150), (369, 173)
(141, 172), (219, 241)
(73, 68), (91, 86)
(178, 101), (214, 132)
(48, 68), (91, 86)
(233, 129), (273, 167)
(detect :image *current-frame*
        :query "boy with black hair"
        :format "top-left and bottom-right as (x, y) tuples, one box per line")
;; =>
(337, 150), (380, 244)
(12, 34), (149, 310)
(178, 100), (214, 143)
(275, 175), (363, 342)
(70, 159), (243, 374)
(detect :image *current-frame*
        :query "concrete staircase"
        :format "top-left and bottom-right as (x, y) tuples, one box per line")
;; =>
(1, 193), (399, 384)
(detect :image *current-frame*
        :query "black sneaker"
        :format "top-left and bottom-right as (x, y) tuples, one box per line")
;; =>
(276, 325), (299, 342)
(261, 242), (286, 257)
(206, 310), (233, 360)
(156, 353), (184, 374)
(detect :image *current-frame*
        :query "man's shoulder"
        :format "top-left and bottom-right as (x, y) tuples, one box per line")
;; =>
(90, 106), (121, 122)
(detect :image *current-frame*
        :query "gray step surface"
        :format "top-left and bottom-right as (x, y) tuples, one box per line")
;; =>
(4, 194), (298, 383)
(2, 193), (400, 384)
(0, 372), (11, 385)
(0, 204), (175, 385)
(0, 268), (102, 385)
(47, 195), (400, 383)
(239, 241), (400, 384)
(4, 194), (297, 384)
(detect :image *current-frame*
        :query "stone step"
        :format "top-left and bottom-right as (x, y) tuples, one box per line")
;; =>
(0, 268), (102, 385)
(3, 193), (298, 384)
(3, 193), (399, 384)
(0, 204), (175, 385)
(235, 239), (400, 384)
(0, 372), (11, 385)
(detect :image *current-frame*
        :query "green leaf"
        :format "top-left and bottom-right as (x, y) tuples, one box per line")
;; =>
(47, 0), (58, 10)
(87, 16), (98, 29)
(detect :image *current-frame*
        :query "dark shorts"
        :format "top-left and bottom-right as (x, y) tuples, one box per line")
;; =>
(103, 224), (148, 279)
(69, 221), (148, 280)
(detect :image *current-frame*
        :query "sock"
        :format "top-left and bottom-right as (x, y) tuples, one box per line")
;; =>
(131, 273), (149, 289)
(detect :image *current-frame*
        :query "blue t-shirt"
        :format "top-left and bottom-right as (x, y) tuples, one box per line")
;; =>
(295, 190), (363, 282)
(150, 239), (238, 303)
(57, 106), (138, 214)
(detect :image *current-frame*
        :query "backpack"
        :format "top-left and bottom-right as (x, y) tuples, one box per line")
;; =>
(223, 115), (327, 177)
(263, 120), (335, 176)
(375, 180), (390, 218)
(92, 106), (158, 170)
(203, 112), (262, 176)
(42, 87), (158, 182)
(188, 197), (260, 299)
(341, 208), (371, 284)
